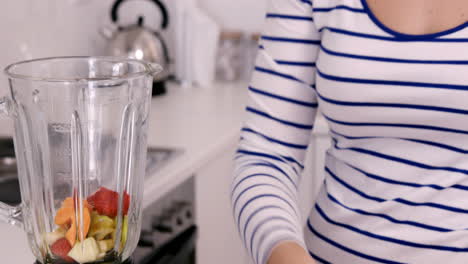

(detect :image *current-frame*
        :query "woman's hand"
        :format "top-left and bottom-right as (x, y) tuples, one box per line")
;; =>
(267, 241), (317, 264)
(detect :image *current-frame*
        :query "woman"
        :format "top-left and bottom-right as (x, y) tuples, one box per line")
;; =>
(231, 0), (468, 263)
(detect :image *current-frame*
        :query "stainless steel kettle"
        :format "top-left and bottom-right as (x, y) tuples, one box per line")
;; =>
(101, 0), (170, 95)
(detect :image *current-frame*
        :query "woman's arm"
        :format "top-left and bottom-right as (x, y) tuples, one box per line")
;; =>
(268, 242), (317, 264)
(231, 0), (320, 264)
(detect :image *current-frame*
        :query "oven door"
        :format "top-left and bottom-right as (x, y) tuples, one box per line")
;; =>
(133, 177), (196, 264)
(137, 225), (196, 264)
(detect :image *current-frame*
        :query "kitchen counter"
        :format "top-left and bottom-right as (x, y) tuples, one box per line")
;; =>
(142, 81), (249, 207)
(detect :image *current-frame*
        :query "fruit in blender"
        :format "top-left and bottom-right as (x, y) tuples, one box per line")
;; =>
(46, 188), (132, 263)
(45, 227), (66, 246)
(121, 216), (128, 245)
(97, 239), (114, 253)
(50, 238), (74, 262)
(54, 198), (91, 246)
(62, 197), (92, 211)
(87, 187), (130, 218)
(89, 211), (116, 240)
(67, 237), (101, 263)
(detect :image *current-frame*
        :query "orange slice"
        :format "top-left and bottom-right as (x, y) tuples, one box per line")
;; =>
(54, 197), (92, 246)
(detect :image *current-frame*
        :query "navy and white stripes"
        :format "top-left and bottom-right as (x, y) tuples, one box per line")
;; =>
(233, 0), (468, 263)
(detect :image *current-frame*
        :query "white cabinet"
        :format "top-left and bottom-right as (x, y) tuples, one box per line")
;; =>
(195, 141), (252, 264)
(194, 129), (331, 264)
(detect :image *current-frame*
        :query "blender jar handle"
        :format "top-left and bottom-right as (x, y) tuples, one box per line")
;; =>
(0, 96), (10, 115)
(0, 96), (23, 228)
(0, 202), (23, 228)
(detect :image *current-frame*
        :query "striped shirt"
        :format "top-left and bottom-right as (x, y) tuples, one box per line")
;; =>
(232, 0), (468, 263)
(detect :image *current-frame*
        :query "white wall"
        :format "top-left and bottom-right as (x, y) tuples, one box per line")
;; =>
(198, 0), (267, 33)
(0, 0), (114, 95)
(0, 0), (115, 134)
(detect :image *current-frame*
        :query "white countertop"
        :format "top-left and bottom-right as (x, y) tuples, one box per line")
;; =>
(142, 81), (249, 207)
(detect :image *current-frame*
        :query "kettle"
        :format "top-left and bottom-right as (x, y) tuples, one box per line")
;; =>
(101, 0), (170, 96)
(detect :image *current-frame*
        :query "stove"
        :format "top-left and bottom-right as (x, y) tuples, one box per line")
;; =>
(146, 147), (183, 179)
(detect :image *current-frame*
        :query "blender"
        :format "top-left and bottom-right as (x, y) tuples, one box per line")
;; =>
(0, 57), (161, 263)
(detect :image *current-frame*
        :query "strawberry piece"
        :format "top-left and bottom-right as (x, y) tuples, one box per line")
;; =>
(50, 238), (74, 262)
(87, 187), (130, 218)
(123, 191), (130, 215)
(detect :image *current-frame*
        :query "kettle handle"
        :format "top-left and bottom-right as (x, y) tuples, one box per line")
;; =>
(111, 0), (169, 30)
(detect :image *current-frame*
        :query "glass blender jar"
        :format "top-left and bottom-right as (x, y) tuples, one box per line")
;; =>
(0, 57), (161, 263)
